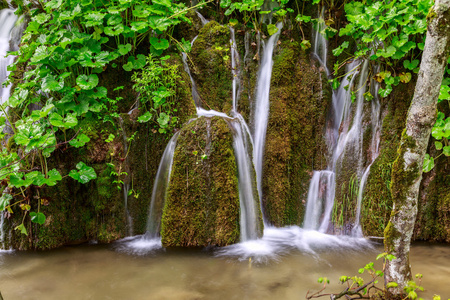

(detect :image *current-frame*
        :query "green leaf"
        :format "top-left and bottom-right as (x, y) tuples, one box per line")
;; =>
(0, 193), (12, 211)
(423, 154), (434, 172)
(15, 223), (28, 236)
(333, 41), (349, 56)
(138, 111), (153, 123)
(30, 212), (46, 225)
(69, 134), (91, 148)
(42, 75), (64, 92)
(379, 85), (393, 98)
(45, 169), (62, 186)
(403, 59), (420, 70)
(49, 113), (64, 127)
(443, 146), (450, 156)
(76, 74), (99, 90)
(150, 37), (170, 50)
(69, 162), (97, 184)
(435, 141), (443, 150)
(267, 24), (279, 36)
(295, 14), (311, 23)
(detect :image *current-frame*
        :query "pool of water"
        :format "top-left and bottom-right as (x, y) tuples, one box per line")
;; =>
(0, 229), (449, 299)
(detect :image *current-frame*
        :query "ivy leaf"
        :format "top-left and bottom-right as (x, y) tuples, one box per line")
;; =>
(69, 161), (97, 184)
(0, 193), (12, 211)
(138, 111), (153, 123)
(423, 154), (434, 172)
(150, 37), (170, 50)
(157, 112), (170, 127)
(30, 212), (46, 225)
(435, 141), (443, 150)
(46, 169), (62, 186)
(76, 74), (99, 90)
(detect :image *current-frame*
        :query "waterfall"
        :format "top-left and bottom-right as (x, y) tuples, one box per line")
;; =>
(230, 27), (241, 111)
(252, 22), (282, 222)
(0, 8), (18, 106)
(118, 117), (134, 236)
(230, 119), (260, 241)
(304, 9), (382, 235)
(312, 7), (328, 72)
(145, 132), (180, 238)
(352, 69), (382, 237)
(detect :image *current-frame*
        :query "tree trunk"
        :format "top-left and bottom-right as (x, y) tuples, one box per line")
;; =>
(384, 0), (450, 295)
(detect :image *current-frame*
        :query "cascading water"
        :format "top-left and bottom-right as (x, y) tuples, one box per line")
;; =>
(0, 8), (18, 106)
(352, 70), (381, 237)
(312, 7), (328, 72)
(304, 8), (382, 235)
(252, 22), (282, 222)
(118, 117), (134, 236)
(145, 132), (180, 238)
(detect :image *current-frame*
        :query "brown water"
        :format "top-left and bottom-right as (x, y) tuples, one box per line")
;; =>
(0, 240), (448, 299)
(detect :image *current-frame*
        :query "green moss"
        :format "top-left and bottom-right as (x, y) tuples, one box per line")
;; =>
(190, 21), (232, 112)
(0, 0), (8, 9)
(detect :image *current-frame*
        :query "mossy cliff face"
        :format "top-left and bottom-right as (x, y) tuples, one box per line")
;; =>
(263, 38), (330, 227)
(190, 21), (233, 112)
(7, 119), (126, 250)
(4, 54), (196, 250)
(122, 53), (197, 236)
(161, 116), (262, 246)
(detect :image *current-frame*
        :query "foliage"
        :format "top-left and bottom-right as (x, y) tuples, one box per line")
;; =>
(0, 0), (197, 236)
(132, 54), (180, 133)
(306, 253), (432, 299)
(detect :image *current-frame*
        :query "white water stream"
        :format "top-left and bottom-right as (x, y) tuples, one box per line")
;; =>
(252, 22), (282, 221)
(304, 8), (382, 235)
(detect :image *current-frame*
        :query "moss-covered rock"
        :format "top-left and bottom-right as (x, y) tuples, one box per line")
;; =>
(190, 21), (233, 112)
(161, 116), (262, 246)
(263, 39), (330, 227)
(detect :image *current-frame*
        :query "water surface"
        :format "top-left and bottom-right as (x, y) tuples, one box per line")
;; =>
(0, 239), (448, 299)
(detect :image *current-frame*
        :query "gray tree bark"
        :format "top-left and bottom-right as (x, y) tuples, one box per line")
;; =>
(384, 0), (450, 295)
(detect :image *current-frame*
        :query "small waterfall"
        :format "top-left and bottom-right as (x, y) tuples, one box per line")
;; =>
(0, 9), (18, 106)
(196, 11), (209, 25)
(303, 171), (335, 231)
(145, 132), (180, 238)
(352, 70), (382, 237)
(305, 11), (382, 235)
(230, 119), (260, 241)
(252, 22), (282, 222)
(182, 40), (201, 107)
(230, 27), (241, 111)
(312, 7), (328, 72)
(118, 117), (134, 236)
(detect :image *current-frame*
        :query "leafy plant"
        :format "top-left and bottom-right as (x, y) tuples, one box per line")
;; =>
(0, 0), (200, 236)
(132, 54), (180, 133)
